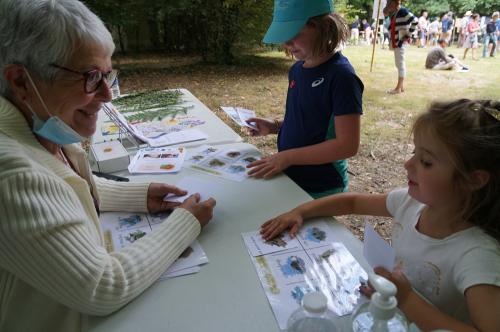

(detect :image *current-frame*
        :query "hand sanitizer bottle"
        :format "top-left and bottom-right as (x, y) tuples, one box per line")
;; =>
(287, 291), (338, 332)
(351, 273), (408, 332)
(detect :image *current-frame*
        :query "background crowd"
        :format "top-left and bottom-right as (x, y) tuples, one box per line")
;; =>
(349, 9), (499, 59)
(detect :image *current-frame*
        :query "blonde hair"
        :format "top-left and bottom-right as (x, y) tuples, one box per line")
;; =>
(306, 13), (349, 57)
(412, 100), (500, 241)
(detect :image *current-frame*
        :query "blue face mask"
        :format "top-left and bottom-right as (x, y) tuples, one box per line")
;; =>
(23, 68), (84, 145)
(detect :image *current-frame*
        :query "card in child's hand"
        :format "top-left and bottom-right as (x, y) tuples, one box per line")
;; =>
(363, 221), (395, 271)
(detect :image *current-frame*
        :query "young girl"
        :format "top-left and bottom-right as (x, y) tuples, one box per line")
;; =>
(463, 14), (480, 60)
(261, 99), (500, 331)
(247, 0), (364, 199)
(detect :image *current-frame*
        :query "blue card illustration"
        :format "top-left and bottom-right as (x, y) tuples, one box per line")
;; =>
(241, 231), (300, 257)
(291, 284), (319, 305)
(280, 255), (306, 277)
(118, 214), (142, 229)
(305, 227), (326, 243)
(297, 221), (337, 249)
(112, 213), (150, 231)
(148, 211), (172, 225)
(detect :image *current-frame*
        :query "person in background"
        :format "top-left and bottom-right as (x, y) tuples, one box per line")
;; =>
(351, 15), (360, 46)
(428, 17), (440, 46)
(425, 39), (468, 71)
(463, 13), (480, 60)
(0, 1), (216, 331)
(383, 0), (418, 94)
(246, 0), (363, 199)
(418, 10), (429, 48)
(441, 13), (453, 43)
(363, 18), (373, 44)
(261, 99), (500, 332)
(458, 10), (472, 47)
(483, 11), (499, 58)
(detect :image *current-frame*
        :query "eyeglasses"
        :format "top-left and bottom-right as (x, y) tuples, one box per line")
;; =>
(50, 64), (118, 94)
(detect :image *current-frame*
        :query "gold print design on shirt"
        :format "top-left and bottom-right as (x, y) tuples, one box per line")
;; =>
(415, 261), (441, 296)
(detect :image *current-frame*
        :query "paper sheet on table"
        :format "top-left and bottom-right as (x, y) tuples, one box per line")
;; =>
(220, 106), (258, 130)
(163, 176), (217, 202)
(128, 147), (185, 174)
(243, 220), (368, 330)
(144, 128), (208, 147)
(100, 101), (207, 147)
(152, 239), (209, 276)
(99, 212), (209, 280)
(363, 221), (395, 271)
(185, 145), (261, 182)
(159, 266), (201, 280)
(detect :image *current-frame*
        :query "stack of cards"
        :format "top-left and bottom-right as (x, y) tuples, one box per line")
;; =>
(128, 147), (186, 174)
(100, 211), (209, 279)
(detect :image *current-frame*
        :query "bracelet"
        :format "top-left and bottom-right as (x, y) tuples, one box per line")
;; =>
(273, 119), (281, 133)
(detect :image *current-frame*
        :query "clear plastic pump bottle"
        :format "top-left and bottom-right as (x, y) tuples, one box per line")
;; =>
(351, 273), (408, 332)
(287, 291), (338, 332)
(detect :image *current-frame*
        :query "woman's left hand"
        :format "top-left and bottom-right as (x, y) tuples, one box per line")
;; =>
(146, 183), (187, 213)
(246, 152), (290, 179)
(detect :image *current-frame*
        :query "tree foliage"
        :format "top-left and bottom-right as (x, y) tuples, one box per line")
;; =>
(83, 0), (500, 64)
(84, 0), (272, 64)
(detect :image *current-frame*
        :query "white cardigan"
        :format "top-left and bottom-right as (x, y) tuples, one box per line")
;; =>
(0, 96), (200, 331)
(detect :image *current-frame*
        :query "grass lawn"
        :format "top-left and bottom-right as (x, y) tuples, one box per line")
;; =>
(114, 45), (499, 239)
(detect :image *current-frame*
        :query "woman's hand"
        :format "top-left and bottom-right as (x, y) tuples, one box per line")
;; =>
(260, 209), (304, 240)
(246, 151), (290, 179)
(147, 183), (187, 213)
(245, 117), (278, 137)
(179, 193), (216, 227)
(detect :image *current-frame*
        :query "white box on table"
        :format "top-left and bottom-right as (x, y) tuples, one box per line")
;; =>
(89, 141), (130, 173)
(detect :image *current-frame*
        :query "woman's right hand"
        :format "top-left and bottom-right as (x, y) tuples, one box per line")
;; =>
(179, 194), (216, 227)
(245, 117), (278, 136)
(260, 209), (304, 240)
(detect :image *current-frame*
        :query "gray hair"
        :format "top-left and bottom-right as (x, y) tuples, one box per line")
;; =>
(0, 0), (115, 96)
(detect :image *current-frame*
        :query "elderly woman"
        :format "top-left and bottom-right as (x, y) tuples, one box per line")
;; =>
(0, 0), (216, 331)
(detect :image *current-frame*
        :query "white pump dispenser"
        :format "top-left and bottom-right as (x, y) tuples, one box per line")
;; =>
(351, 273), (408, 332)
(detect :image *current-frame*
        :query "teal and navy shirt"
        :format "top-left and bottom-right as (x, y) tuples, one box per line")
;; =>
(278, 52), (363, 197)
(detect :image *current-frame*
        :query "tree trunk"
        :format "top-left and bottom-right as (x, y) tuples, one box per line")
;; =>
(117, 25), (126, 54)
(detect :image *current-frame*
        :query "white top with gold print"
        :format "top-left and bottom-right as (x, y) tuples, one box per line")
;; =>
(387, 188), (500, 322)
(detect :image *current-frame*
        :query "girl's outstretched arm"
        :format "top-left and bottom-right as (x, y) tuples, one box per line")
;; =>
(247, 114), (360, 179)
(261, 192), (390, 240)
(376, 267), (500, 332)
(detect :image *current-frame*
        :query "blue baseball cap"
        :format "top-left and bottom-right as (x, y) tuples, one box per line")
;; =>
(263, 0), (334, 44)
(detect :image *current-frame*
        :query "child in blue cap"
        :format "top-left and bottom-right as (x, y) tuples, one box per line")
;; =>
(246, 0), (363, 199)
